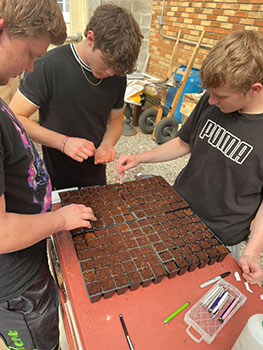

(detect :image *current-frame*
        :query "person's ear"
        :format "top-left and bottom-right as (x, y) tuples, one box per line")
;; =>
(86, 30), (95, 48)
(0, 18), (4, 34)
(250, 83), (262, 96)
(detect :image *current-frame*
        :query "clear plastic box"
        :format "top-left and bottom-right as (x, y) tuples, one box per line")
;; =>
(184, 280), (247, 344)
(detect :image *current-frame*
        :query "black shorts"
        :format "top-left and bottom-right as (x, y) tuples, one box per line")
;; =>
(0, 262), (59, 350)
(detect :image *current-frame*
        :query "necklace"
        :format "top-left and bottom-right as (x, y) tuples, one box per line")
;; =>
(80, 64), (103, 86)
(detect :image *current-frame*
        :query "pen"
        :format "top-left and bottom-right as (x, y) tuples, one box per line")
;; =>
(119, 314), (134, 350)
(211, 291), (229, 318)
(208, 290), (226, 312)
(200, 272), (231, 288)
(163, 302), (190, 324)
(205, 286), (225, 310)
(202, 285), (224, 309)
(218, 297), (240, 322)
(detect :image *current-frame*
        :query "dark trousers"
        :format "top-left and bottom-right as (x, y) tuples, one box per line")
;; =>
(0, 263), (59, 350)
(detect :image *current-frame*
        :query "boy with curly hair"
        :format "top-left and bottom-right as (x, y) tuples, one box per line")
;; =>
(10, 4), (143, 190)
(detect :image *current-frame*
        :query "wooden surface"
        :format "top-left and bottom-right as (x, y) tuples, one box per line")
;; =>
(54, 227), (263, 350)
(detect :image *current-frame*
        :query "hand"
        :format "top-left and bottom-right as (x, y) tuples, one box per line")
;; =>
(63, 137), (96, 162)
(115, 154), (140, 176)
(237, 254), (263, 284)
(94, 145), (116, 164)
(57, 204), (97, 230)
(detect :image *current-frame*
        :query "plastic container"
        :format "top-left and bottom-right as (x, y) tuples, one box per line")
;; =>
(184, 280), (247, 344)
(232, 314), (263, 350)
(164, 65), (203, 122)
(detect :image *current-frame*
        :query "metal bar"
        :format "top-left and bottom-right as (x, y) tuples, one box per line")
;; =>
(160, 26), (212, 49)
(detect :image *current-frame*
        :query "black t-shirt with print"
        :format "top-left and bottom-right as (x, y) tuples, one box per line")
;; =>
(174, 92), (263, 245)
(19, 44), (126, 190)
(0, 99), (52, 302)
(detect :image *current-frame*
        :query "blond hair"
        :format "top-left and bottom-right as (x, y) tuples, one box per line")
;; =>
(0, 0), (66, 45)
(200, 30), (263, 92)
(84, 4), (143, 75)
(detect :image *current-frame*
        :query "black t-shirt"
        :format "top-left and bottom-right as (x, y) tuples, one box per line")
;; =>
(0, 99), (52, 302)
(174, 92), (263, 245)
(19, 44), (126, 190)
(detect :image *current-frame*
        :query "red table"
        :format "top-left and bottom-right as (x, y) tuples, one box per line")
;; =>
(53, 228), (263, 350)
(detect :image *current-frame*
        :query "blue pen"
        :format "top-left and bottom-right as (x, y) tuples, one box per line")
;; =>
(209, 290), (227, 313)
(218, 297), (239, 322)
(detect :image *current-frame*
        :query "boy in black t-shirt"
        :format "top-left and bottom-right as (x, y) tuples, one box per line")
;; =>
(10, 4), (143, 190)
(116, 30), (263, 285)
(0, 1), (96, 349)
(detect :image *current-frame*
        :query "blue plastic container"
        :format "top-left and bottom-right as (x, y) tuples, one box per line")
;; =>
(163, 65), (203, 123)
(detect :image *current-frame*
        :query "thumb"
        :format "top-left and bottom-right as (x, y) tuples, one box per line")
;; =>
(238, 257), (250, 274)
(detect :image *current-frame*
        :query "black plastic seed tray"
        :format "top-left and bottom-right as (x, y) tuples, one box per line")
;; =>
(60, 176), (230, 303)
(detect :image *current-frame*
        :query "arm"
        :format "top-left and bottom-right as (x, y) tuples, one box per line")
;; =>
(9, 91), (96, 162)
(116, 136), (190, 175)
(0, 194), (96, 254)
(94, 108), (123, 164)
(237, 200), (263, 284)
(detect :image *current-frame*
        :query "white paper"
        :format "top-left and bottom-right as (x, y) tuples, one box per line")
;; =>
(244, 281), (253, 293)
(234, 271), (241, 281)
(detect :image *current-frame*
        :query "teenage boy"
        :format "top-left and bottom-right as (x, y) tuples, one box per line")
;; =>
(10, 4), (143, 190)
(0, 1), (96, 349)
(116, 30), (263, 285)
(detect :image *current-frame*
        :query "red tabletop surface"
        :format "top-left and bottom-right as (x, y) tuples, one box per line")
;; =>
(54, 228), (263, 350)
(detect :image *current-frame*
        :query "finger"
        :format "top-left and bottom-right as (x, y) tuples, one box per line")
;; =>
(84, 146), (96, 155)
(84, 208), (97, 220)
(240, 263), (250, 274)
(82, 149), (95, 157)
(243, 273), (260, 284)
(77, 150), (91, 160)
(95, 157), (110, 164)
(84, 140), (96, 150)
(71, 154), (85, 163)
(82, 220), (92, 229)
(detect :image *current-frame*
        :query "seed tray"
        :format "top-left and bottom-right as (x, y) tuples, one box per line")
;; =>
(60, 176), (230, 303)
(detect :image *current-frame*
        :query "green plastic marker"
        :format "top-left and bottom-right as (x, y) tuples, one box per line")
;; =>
(164, 302), (190, 324)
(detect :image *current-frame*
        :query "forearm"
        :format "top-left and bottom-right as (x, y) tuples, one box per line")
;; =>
(0, 210), (65, 254)
(9, 91), (66, 151)
(138, 137), (190, 164)
(100, 111), (123, 147)
(242, 201), (263, 260)
(17, 115), (66, 150)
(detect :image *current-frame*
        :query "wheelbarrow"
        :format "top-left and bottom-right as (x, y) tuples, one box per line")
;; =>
(138, 30), (205, 144)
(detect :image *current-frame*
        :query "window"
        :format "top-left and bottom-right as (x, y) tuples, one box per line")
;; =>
(57, 0), (70, 22)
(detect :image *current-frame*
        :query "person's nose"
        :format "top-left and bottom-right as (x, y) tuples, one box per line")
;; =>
(208, 93), (218, 105)
(105, 67), (114, 77)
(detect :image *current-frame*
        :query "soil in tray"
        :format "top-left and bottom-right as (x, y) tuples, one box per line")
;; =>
(174, 257), (191, 275)
(215, 244), (230, 261)
(60, 176), (229, 302)
(165, 260), (179, 279)
(196, 250), (210, 268)
(206, 247), (220, 265)
(186, 254), (200, 272)
(127, 271), (141, 290)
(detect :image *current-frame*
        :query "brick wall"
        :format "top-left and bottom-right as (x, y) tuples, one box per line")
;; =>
(148, 0), (263, 79)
